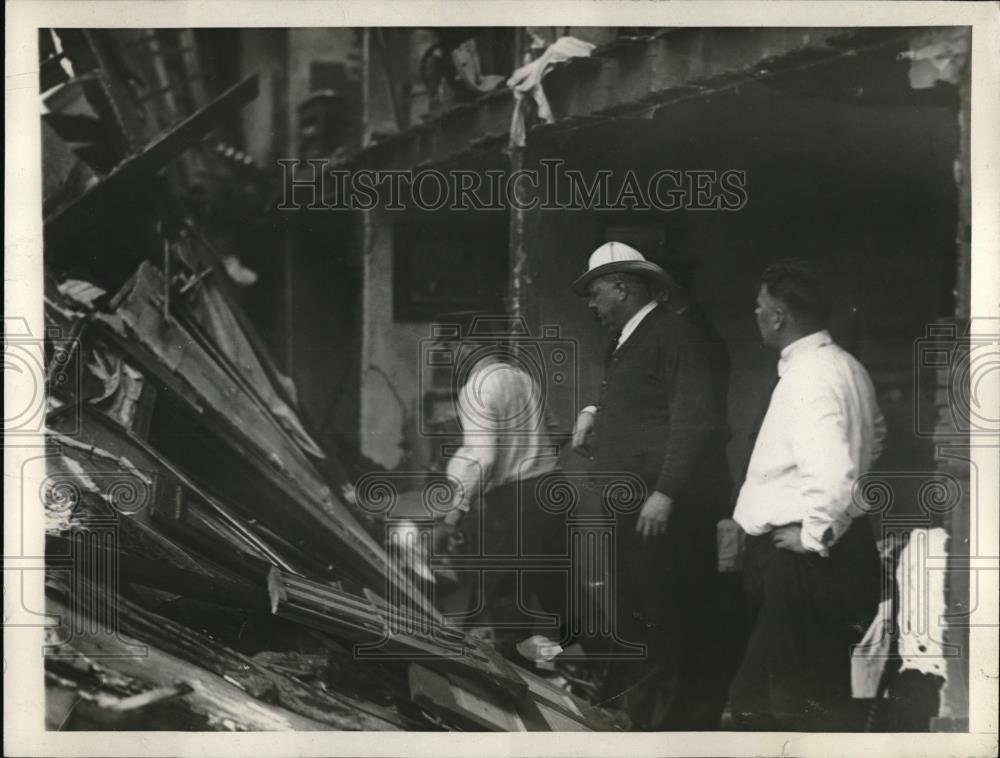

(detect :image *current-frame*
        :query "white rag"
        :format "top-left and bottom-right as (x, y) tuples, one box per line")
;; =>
(507, 37), (596, 147)
(897, 527), (950, 682)
(851, 598), (893, 698)
(851, 527), (951, 698)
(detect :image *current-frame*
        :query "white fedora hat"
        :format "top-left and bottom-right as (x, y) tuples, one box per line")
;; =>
(571, 241), (675, 296)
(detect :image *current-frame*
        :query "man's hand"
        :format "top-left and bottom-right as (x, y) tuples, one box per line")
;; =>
(636, 491), (674, 538)
(433, 507), (465, 552)
(771, 524), (808, 553)
(443, 507), (464, 528)
(433, 519), (454, 550)
(572, 409), (596, 457)
(434, 520), (465, 554)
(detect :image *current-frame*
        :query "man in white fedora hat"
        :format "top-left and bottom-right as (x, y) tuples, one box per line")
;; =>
(571, 241), (729, 730)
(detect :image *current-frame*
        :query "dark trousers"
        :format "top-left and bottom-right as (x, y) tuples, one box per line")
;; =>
(593, 508), (720, 730)
(459, 477), (568, 655)
(729, 517), (881, 731)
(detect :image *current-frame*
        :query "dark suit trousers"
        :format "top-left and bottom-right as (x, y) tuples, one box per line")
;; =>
(594, 508), (719, 730)
(729, 516), (881, 731)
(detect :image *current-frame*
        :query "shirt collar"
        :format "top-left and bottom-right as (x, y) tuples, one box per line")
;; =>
(617, 301), (658, 348)
(777, 329), (832, 376)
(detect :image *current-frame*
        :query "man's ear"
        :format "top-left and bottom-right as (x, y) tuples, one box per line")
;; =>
(772, 306), (786, 331)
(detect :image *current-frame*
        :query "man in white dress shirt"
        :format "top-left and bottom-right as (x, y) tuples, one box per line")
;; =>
(729, 258), (885, 730)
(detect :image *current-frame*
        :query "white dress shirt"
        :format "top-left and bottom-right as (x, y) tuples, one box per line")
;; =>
(733, 330), (886, 554)
(615, 300), (659, 350)
(580, 301), (659, 417)
(447, 357), (559, 511)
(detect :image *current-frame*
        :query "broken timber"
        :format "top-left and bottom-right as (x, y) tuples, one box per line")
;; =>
(268, 567), (526, 690)
(44, 75), (259, 243)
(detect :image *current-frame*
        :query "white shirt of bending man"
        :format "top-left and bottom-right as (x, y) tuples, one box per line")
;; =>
(734, 320), (885, 556)
(445, 355), (558, 521)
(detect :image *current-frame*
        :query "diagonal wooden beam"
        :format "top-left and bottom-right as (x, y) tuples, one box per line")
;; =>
(44, 74), (259, 242)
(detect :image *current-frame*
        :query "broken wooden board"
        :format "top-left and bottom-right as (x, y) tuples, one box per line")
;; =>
(408, 661), (613, 732)
(408, 663), (526, 731)
(47, 404), (299, 577)
(46, 532), (268, 611)
(45, 594), (337, 731)
(264, 565), (618, 732)
(46, 575), (407, 730)
(267, 566), (533, 697)
(92, 262), (436, 617)
(44, 75), (259, 242)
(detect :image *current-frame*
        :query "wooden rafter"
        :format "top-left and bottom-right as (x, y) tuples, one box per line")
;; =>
(44, 74), (259, 242)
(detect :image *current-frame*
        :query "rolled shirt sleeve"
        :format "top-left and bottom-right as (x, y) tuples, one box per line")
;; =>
(445, 372), (499, 512)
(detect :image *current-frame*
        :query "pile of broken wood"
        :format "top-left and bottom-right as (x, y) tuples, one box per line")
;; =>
(38, 28), (621, 731)
(41, 234), (621, 733)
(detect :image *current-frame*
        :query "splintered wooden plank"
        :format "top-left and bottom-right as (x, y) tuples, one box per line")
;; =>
(278, 569), (451, 634)
(46, 533), (268, 611)
(101, 263), (434, 606)
(510, 665), (612, 730)
(268, 568), (613, 729)
(46, 576), (403, 730)
(409, 656), (600, 732)
(272, 569), (461, 644)
(94, 681), (195, 712)
(535, 702), (590, 731)
(65, 403), (298, 575)
(274, 607), (385, 642)
(517, 667), (584, 716)
(287, 575), (464, 642)
(408, 664), (526, 732)
(272, 585), (454, 653)
(44, 75), (259, 239)
(269, 569), (387, 638)
(275, 579), (389, 631)
(46, 596), (336, 731)
(268, 567), (524, 693)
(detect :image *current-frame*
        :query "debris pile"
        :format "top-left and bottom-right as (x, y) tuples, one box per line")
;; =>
(39, 27), (619, 732)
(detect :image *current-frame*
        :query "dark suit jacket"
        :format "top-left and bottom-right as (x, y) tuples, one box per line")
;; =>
(589, 304), (730, 519)
(678, 302), (733, 517)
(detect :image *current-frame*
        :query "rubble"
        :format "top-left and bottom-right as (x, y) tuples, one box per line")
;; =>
(39, 28), (618, 731)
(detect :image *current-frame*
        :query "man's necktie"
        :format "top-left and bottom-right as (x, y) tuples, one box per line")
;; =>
(604, 333), (621, 364)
